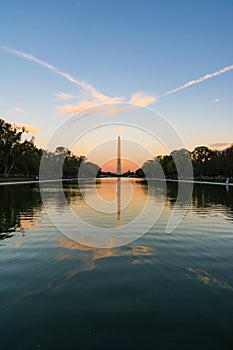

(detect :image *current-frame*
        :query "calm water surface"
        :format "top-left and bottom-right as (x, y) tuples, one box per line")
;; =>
(1, 179), (233, 349)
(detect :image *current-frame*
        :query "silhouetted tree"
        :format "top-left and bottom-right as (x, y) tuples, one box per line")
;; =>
(0, 119), (25, 177)
(191, 146), (214, 177)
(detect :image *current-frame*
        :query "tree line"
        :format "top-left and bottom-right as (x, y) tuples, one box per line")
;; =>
(1, 118), (233, 180)
(0, 119), (99, 178)
(138, 145), (233, 180)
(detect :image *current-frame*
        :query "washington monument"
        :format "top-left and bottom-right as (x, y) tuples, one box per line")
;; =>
(117, 136), (121, 175)
(117, 136), (121, 220)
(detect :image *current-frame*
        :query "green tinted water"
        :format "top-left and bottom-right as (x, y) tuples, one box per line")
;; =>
(0, 180), (233, 349)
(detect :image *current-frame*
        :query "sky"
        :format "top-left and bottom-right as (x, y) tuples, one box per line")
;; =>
(0, 0), (233, 171)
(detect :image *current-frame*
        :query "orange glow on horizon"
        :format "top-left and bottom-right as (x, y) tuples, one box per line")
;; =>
(101, 158), (140, 173)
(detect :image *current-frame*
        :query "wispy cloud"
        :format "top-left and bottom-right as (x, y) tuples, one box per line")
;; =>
(55, 92), (77, 101)
(2, 46), (233, 114)
(2, 46), (121, 105)
(2, 46), (157, 114)
(104, 106), (130, 117)
(6, 108), (39, 133)
(22, 123), (40, 133)
(209, 142), (233, 149)
(7, 107), (26, 114)
(8, 120), (40, 133)
(56, 101), (100, 115)
(112, 126), (126, 132)
(57, 95), (156, 115)
(130, 92), (158, 106)
(213, 96), (228, 104)
(163, 64), (233, 97)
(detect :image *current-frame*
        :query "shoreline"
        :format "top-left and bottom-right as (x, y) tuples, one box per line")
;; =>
(0, 177), (232, 187)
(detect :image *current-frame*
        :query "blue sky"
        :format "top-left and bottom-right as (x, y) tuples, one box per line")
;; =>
(0, 0), (233, 163)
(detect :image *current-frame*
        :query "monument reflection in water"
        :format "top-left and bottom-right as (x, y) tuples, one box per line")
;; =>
(2, 139), (233, 349)
(117, 136), (122, 221)
(117, 178), (121, 221)
(1, 181), (233, 350)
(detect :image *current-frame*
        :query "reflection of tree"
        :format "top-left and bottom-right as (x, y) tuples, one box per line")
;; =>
(0, 231), (14, 241)
(39, 181), (85, 216)
(63, 182), (84, 206)
(145, 180), (233, 220)
(191, 184), (233, 216)
(165, 182), (233, 220)
(0, 184), (43, 238)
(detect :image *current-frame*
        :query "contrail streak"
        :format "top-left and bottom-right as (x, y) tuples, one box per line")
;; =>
(1, 45), (115, 103)
(163, 64), (233, 97)
(2, 45), (233, 104)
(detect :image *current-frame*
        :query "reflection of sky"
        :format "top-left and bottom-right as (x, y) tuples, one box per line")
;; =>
(1, 178), (233, 329)
(57, 238), (156, 272)
(2, 181), (233, 247)
(71, 179), (148, 228)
